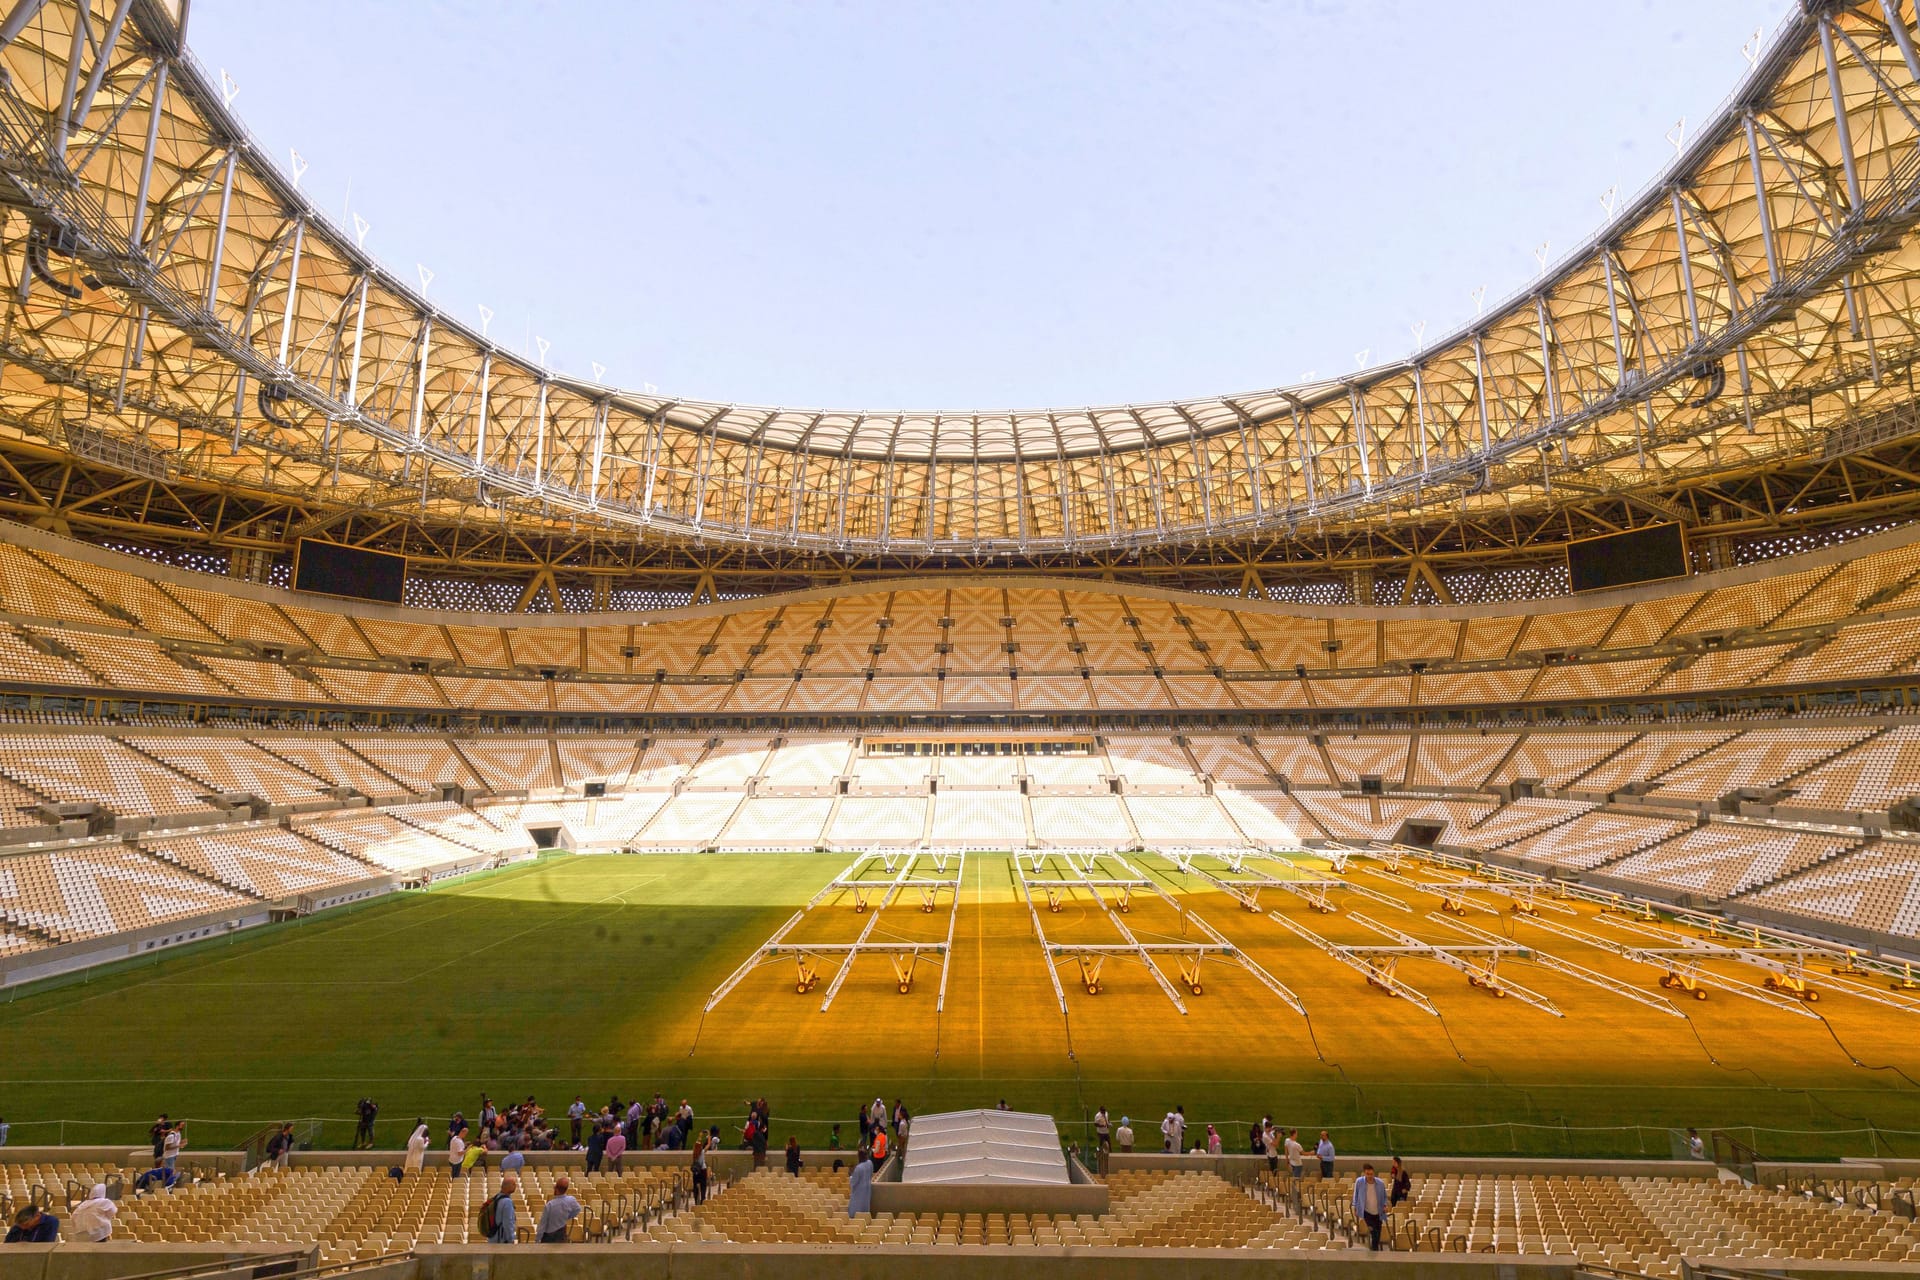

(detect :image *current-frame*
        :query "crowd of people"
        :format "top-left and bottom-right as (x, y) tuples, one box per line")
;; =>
(1080, 1104), (1415, 1251)
(3, 1093), (1458, 1249)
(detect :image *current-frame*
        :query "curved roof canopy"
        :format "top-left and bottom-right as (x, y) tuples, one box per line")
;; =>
(0, 1), (1919, 557)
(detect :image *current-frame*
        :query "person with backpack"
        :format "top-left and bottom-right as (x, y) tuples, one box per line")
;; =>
(483, 1175), (518, 1244)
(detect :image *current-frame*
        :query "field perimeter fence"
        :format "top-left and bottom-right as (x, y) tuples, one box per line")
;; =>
(7, 1116), (1920, 1163)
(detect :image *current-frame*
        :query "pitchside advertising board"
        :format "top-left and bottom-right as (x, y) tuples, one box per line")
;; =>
(291, 538), (408, 605)
(1565, 522), (1691, 594)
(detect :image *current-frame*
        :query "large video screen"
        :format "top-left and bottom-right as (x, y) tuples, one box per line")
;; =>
(1566, 523), (1690, 594)
(292, 538), (407, 605)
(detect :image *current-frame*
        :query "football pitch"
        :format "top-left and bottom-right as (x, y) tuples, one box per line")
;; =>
(4, 850), (1919, 1160)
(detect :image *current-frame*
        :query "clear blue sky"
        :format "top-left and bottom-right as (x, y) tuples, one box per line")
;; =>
(190, 1), (1788, 410)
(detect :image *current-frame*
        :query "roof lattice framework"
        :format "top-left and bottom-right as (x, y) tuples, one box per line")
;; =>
(0, 1), (1917, 562)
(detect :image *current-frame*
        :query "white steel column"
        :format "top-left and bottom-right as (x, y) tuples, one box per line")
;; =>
(1743, 115), (1780, 287)
(345, 276), (370, 407)
(1820, 17), (1864, 211)
(203, 150), (237, 312)
(276, 219), (305, 366)
(128, 62), (166, 255)
(409, 316), (432, 442)
(472, 352), (492, 468)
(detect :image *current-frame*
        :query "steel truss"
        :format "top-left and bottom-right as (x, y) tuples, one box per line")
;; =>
(1659, 909), (1920, 1005)
(1017, 849), (1303, 1017)
(1614, 913), (1920, 1016)
(704, 849), (962, 1013)
(7, 3), (1920, 564)
(1362, 842), (1877, 1012)
(1366, 856), (1581, 918)
(1516, 911), (1822, 1018)
(1255, 846), (1689, 1015)
(1162, 844), (1407, 915)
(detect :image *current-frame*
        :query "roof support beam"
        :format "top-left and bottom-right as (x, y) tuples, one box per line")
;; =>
(1820, 15), (1864, 212)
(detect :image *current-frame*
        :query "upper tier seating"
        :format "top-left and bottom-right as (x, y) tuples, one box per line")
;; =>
(0, 735), (217, 815)
(123, 736), (336, 804)
(455, 739), (561, 792)
(250, 740), (411, 799)
(1774, 725), (1920, 815)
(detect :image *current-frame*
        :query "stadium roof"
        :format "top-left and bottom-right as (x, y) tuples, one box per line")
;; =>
(3, 1), (1920, 572)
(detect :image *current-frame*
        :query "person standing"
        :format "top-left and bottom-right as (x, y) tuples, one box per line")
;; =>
(1262, 1119), (1280, 1175)
(1687, 1128), (1706, 1160)
(741, 1111), (763, 1168)
(1316, 1131), (1335, 1179)
(404, 1122), (430, 1175)
(484, 1176), (518, 1245)
(846, 1148), (873, 1217)
(536, 1176), (581, 1243)
(354, 1098), (379, 1150)
(1116, 1116), (1134, 1154)
(604, 1125), (627, 1172)
(690, 1133), (711, 1205)
(448, 1126), (468, 1179)
(1161, 1106), (1186, 1154)
(265, 1123), (295, 1171)
(1284, 1129), (1305, 1181)
(0, 1116), (9, 1147)
(567, 1096), (586, 1149)
(1092, 1107), (1111, 1174)
(1388, 1156), (1411, 1207)
(149, 1114), (170, 1164)
(67, 1185), (117, 1242)
(162, 1122), (184, 1170)
(584, 1121), (607, 1173)
(1352, 1162), (1389, 1251)
(785, 1136), (803, 1176)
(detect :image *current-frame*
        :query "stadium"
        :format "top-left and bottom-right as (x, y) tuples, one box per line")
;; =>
(2, 0), (1920, 1274)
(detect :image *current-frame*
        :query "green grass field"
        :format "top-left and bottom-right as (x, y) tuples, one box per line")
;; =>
(4, 851), (1919, 1161)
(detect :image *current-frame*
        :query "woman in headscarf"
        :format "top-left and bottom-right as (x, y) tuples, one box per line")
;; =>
(403, 1121), (429, 1174)
(67, 1185), (117, 1242)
